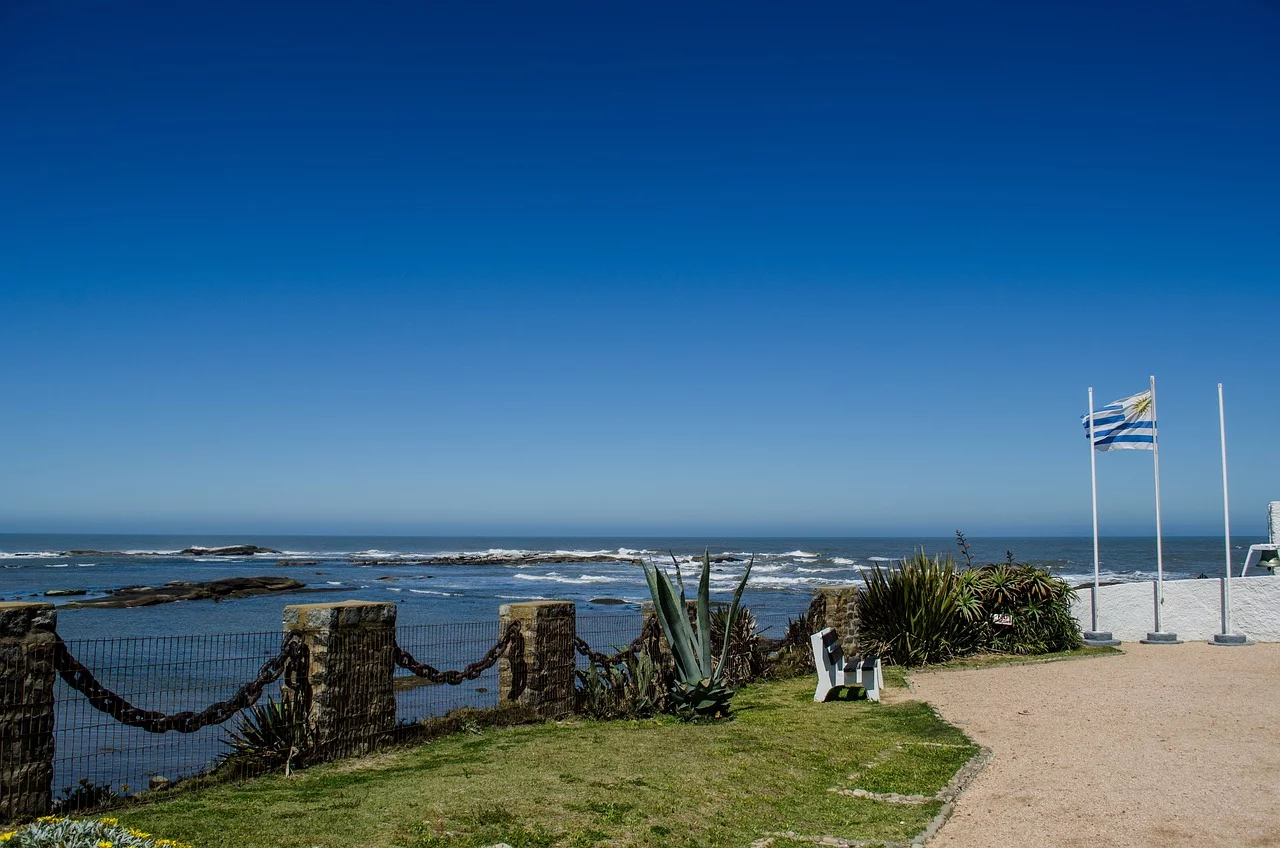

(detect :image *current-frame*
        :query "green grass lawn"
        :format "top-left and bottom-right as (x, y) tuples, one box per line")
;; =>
(114, 677), (977, 848)
(909, 645), (1122, 673)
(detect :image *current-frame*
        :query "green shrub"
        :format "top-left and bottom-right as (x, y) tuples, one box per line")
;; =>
(216, 695), (311, 776)
(575, 650), (666, 719)
(857, 545), (1082, 666)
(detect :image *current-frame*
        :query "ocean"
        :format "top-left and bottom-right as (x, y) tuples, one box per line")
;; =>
(0, 533), (1260, 640)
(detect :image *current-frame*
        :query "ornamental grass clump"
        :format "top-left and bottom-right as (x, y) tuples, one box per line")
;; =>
(857, 542), (1082, 666)
(0, 816), (192, 848)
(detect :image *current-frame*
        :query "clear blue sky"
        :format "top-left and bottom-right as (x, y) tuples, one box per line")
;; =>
(2, 2), (1277, 536)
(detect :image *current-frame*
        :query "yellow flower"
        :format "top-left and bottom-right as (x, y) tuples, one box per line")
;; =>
(99, 817), (120, 826)
(0, 831), (17, 842)
(130, 829), (152, 838)
(98, 842), (113, 848)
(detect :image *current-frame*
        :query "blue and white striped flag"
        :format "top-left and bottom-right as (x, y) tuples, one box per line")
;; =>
(1082, 389), (1155, 451)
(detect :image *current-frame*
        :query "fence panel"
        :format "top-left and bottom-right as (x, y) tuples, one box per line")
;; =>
(394, 619), (502, 722)
(52, 630), (288, 804)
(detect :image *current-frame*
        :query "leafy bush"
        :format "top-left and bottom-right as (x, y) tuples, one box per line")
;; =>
(51, 780), (124, 815)
(575, 650), (666, 719)
(708, 605), (767, 687)
(0, 816), (192, 848)
(857, 544), (1082, 666)
(217, 695), (311, 776)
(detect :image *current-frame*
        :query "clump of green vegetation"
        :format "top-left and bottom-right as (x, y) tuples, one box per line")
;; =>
(576, 650), (666, 719)
(216, 695), (312, 777)
(857, 533), (1082, 666)
(640, 549), (752, 718)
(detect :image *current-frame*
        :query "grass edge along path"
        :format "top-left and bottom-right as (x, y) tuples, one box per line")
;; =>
(114, 677), (979, 848)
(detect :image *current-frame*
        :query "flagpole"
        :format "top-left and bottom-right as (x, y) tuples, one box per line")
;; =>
(1082, 388), (1117, 647)
(1151, 374), (1165, 632)
(1219, 383), (1232, 634)
(1157, 376), (1167, 635)
(1213, 384), (1250, 646)
(1089, 387), (1101, 632)
(1141, 375), (1181, 644)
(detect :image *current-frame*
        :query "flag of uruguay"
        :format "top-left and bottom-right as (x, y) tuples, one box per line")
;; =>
(1082, 389), (1156, 451)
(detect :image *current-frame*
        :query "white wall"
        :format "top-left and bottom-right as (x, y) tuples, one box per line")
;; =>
(1070, 574), (1280, 642)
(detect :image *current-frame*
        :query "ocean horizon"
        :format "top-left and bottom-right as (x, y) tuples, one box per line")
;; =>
(1, 532), (1261, 641)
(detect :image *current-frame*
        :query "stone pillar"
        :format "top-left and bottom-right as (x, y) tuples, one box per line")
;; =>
(0, 603), (56, 820)
(498, 602), (575, 719)
(816, 586), (862, 656)
(282, 600), (396, 761)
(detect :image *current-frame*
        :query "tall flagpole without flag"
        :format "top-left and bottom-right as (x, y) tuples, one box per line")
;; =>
(1089, 387), (1101, 632)
(1213, 383), (1251, 646)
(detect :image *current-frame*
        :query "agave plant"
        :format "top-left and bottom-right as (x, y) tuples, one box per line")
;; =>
(217, 695), (311, 776)
(641, 549), (752, 718)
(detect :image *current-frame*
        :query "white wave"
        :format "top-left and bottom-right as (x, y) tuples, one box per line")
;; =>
(780, 550), (820, 558)
(325, 581), (343, 585)
(745, 574), (847, 588)
(77, 563), (96, 567)
(497, 594), (549, 601)
(123, 549), (180, 555)
(867, 556), (895, 562)
(513, 573), (616, 585)
(797, 566), (855, 574)
(407, 589), (458, 596)
(830, 557), (857, 565)
(384, 587), (403, 592)
(0, 551), (64, 559)
(45, 563), (71, 568)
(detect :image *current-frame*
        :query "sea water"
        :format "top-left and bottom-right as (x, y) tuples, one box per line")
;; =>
(0, 533), (1261, 640)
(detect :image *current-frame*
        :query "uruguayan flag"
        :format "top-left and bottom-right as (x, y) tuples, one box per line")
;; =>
(1082, 389), (1156, 451)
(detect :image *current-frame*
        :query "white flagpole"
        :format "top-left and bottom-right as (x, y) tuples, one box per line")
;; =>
(1088, 387), (1101, 633)
(1150, 374), (1165, 632)
(1219, 383), (1233, 635)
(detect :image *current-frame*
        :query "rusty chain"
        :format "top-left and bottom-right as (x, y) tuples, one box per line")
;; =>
(52, 633), (309, 734)
(573, 616), (661, 669)
(393, 619), (523, 685)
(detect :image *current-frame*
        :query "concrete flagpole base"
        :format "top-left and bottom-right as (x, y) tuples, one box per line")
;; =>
(1141, 631), (1183, 645)
(1082, 631), (1120, 647)
(1209, 633), (1254, 647)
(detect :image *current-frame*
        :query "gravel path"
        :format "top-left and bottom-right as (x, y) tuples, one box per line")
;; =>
(901, 643), (1280, 848)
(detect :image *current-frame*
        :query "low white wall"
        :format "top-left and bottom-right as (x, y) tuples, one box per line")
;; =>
(1070, 574), (1280, 642)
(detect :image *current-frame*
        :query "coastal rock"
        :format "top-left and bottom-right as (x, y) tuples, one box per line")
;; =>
(179, 545), (281, 556)
(277, 560), (319, 566)
(44, 589), (87, 596)
(63, 576), (309, 608)
(589, 597), (630, 605)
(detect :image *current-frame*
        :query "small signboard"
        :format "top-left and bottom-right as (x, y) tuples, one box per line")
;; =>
(990, 613), (1013, 627)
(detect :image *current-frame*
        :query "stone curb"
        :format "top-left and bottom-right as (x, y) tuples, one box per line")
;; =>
(910, 746), (993, 847)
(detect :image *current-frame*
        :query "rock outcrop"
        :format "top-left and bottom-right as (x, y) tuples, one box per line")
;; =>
(64, 576), (311, 608)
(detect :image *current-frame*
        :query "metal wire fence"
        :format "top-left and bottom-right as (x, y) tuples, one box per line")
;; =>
(28, 604), (808, 813)
(51, 630), (290, 805)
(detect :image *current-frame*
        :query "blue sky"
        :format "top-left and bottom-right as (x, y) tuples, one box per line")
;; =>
(2, 2), (1277, 536)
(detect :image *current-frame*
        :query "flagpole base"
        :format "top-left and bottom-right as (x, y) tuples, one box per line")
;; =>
(1210, 633), (1253, 647)
(1141, 631), (1183, 645)
(1083, 631), (1120, 647)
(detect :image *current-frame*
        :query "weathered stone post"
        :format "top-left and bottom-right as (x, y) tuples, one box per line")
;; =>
(816, 586), (862, 656)
(498, 602), (575, 719)
(282, 600), (396, 761)
(0, 603), (56, 820)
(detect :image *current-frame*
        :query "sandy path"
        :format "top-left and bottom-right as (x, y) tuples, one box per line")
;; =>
(902, 643), (1280, 848)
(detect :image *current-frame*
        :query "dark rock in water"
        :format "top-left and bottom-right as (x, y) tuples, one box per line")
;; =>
(148, 776), (172, 791)
(277, 560), (319, 566)
(180, 545), (281, 556)
(66, 550), (112, 556)
(63, 576), (307, 608)
(45, 589), (88, 597)
(589, 597), (631, 605)
(376, 576), (400, 581)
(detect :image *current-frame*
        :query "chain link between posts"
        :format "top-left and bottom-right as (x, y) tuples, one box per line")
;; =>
(392, 619), (524, 685)
(573, 615), (661, 669)
(52, 633), (309, 734)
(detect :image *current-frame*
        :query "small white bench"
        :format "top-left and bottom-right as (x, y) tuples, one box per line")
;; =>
(810, 627), (883, 703)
